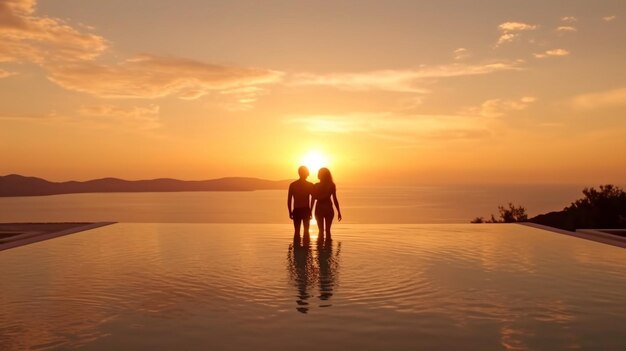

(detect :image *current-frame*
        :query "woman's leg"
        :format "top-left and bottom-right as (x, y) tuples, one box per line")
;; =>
(316, 212), (325, 236)
(324, 211), (335, 239)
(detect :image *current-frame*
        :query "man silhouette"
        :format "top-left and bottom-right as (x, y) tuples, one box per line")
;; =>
(288, 166), (314, 239)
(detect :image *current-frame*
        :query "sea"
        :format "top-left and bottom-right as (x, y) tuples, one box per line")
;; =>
(0, 184), (590, 224)
(2, 184), (626, 350)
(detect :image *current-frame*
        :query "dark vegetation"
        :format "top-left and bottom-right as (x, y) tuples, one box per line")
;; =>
(0, 174), (291, 197)
(529, 184), (626, 231)
(472, 184), (626, 231)
(471, 203), (528, 223)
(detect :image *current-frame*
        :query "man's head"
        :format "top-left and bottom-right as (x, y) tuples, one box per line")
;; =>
(298, 165), (309, 180)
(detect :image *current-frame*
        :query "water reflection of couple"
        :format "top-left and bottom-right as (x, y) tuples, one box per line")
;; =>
(287, 238), (341, 314)
(287, 166), (342, 242)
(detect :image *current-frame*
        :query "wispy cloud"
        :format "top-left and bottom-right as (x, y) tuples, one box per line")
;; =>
(556, 26), (577, 33)
(561, 16), (578, 23)
(534, 49), (570, 58)
(0, 111), (62, 121)
(0, 0), (108, 64)
(291, 70), (429, 93)
(214, 86), (269, 112)
(0, 68), (16, 78)
(496, 22), (538, 46)
(1, 104), (163, 131)
(463, 97), (536, 118)
(453, 48), (470, 61)
(47, 55), (283, 99)
(499, 22), (538, 32)
(290, 62), (520, 93)
(570, 87), (626, 110)
(78, 104), (161, 129)
(0, 0), (281, 110)
(287, 113), (494, 143)
(602, 15), (617, 22)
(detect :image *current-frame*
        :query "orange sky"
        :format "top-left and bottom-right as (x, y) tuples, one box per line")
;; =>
(1, 0), (625, 184)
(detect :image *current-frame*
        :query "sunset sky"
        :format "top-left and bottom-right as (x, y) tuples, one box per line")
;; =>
(1, 0), (625, 184)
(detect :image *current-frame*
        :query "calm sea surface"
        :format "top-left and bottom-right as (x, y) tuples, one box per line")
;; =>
(2, 185), (625, 350)
(0, 185), (589, 223)
(1, 223), (625, 350)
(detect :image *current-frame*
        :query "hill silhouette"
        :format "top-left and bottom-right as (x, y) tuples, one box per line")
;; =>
(0, 174), (291, 197)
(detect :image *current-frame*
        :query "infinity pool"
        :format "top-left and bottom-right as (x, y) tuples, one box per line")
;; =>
(1, 224), (625, 350)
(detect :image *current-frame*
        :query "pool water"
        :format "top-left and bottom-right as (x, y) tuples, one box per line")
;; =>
(1, 223), (625, 350)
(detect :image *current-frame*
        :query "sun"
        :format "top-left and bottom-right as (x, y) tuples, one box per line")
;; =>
(300, 150), (328, 176)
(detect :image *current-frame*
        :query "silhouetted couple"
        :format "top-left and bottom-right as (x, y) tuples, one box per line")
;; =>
(287, 166), (342, 241)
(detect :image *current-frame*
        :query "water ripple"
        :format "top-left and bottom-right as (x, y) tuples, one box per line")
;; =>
(1, 223), (625, 350)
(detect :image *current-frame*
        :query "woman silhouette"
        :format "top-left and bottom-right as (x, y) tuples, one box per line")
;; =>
(312, 168), (342, 240)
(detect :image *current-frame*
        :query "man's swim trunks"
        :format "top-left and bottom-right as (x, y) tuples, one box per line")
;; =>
(292, 207), (311, 221)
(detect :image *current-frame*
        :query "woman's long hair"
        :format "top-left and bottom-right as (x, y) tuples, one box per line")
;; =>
(318, 168), (334, 185)
(316, 168), (334, 199)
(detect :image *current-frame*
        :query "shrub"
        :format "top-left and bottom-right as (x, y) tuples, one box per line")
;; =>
(496, 203), (528, 223)
(471, 217), (485, 223)
(471, 203), (528, 223)
(529, 184), (626, 230)
(564, 185), (626, 229)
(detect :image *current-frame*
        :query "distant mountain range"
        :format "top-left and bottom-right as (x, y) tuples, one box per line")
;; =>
(0, 174), (292, 197)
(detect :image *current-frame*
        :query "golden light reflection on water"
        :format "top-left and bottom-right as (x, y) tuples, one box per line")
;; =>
(0, 223), (625, 350)
(287, 237), (341, 313)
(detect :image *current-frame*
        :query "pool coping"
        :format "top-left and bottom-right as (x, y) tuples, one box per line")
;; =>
(0, 222), (116, 251)
(519, 222), (626, 249)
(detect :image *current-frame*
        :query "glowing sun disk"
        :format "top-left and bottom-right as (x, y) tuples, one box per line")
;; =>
(301, 150), (328, 175)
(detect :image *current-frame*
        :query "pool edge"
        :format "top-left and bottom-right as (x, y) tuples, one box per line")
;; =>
(0, 222), (116, 252)
(519, 222), (626, 249)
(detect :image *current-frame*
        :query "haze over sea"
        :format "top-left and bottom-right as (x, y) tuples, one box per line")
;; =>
(0, 184), (592, 224)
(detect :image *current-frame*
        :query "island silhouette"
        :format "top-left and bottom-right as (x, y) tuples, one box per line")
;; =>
(0, 174), (291, 197)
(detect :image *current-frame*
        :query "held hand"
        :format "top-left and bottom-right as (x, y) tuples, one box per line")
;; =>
(289, 211), (293, 219)
(338, 213), (342, 222)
